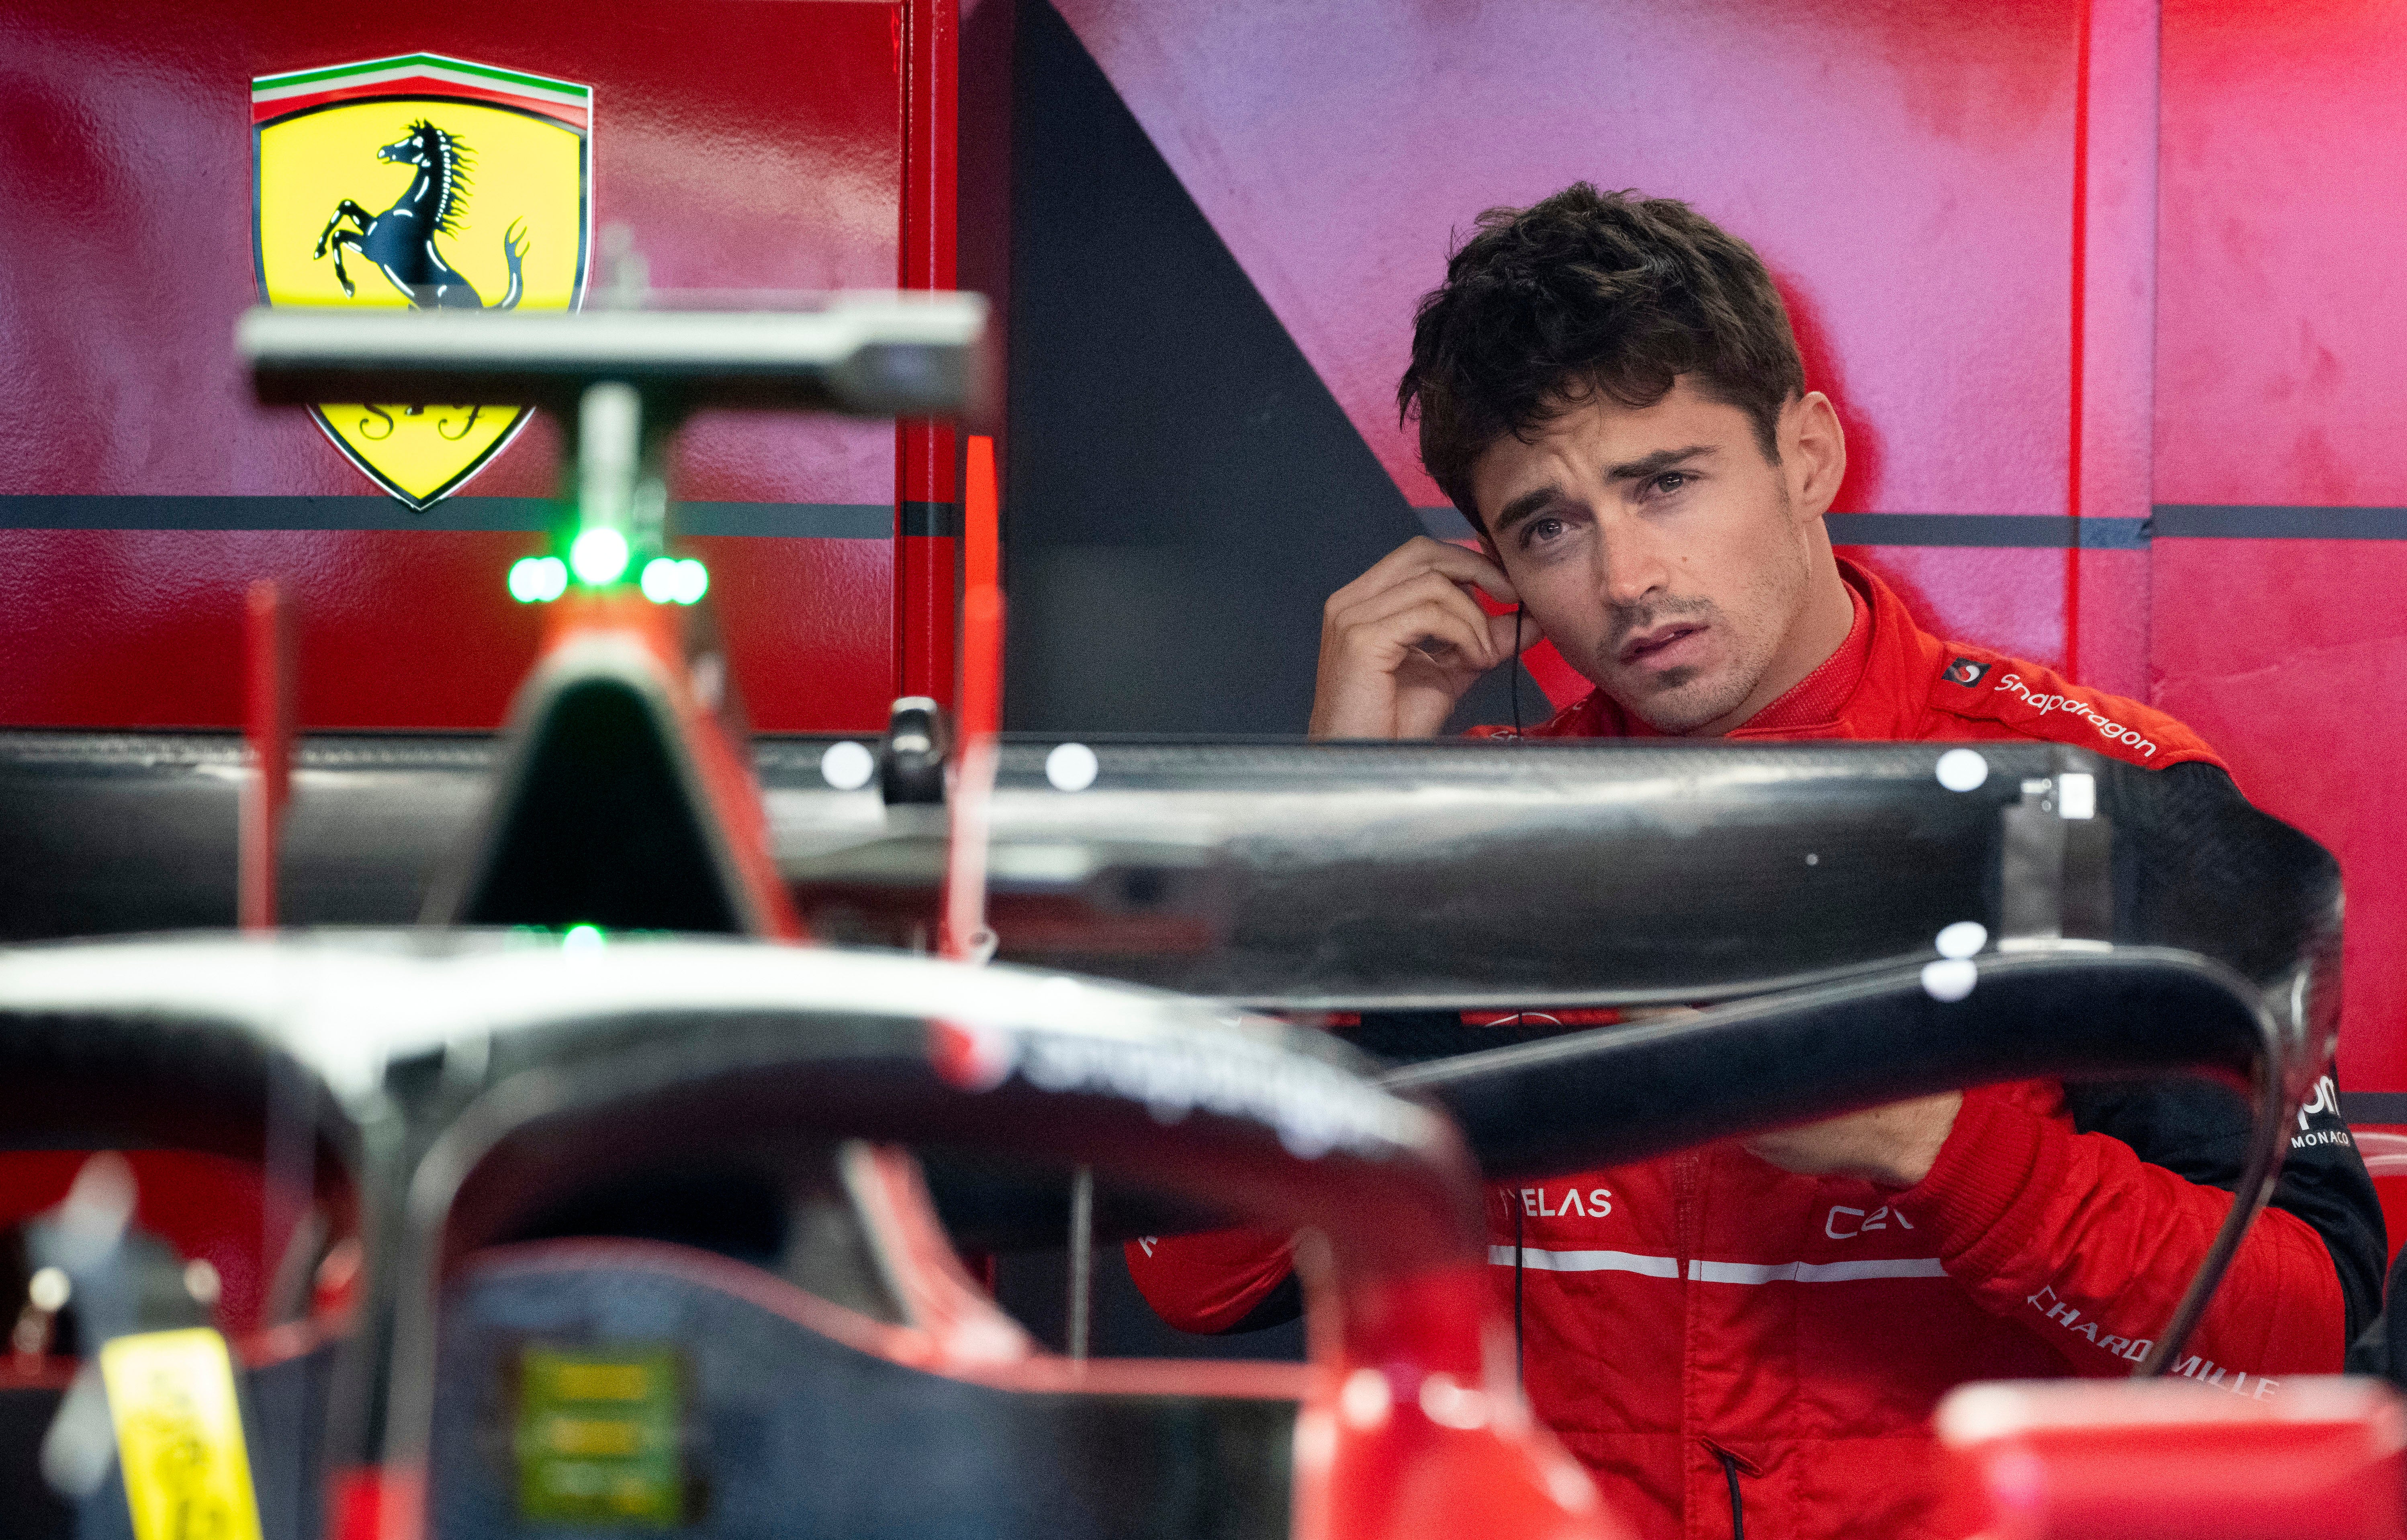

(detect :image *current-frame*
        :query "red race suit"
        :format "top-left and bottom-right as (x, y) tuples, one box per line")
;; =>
(1129, 559), (2384, 1540)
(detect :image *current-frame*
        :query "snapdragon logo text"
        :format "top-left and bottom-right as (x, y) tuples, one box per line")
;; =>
(1994, 674), (2158, 758)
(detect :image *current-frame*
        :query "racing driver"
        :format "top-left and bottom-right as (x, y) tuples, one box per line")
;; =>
(1127, 184), (2385, 1540)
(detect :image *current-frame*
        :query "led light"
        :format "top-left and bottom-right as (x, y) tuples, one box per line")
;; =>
(569, 527), (631, 586)
(508, 556), (568, 603)
(819, 739), (874, 790)
(1046, 742), (1100, 792)
(562, 923), (605, 954)
(640, 557), (710, 606)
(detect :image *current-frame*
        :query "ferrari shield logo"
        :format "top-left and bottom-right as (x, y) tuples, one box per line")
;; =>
(252, 54), (590, 507)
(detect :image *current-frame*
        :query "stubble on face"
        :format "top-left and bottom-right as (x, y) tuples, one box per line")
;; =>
(1593, 488), (1810, 733)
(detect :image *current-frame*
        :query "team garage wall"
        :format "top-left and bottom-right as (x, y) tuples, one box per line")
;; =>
(0, 0), (901, 732)
(1007, 0), (2407, 1107)
(2154, 0), (2407, 1102)
(5, 2), (2401, 1105)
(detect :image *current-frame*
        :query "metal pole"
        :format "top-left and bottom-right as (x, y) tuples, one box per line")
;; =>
(1066, 1166), (1094, 1360)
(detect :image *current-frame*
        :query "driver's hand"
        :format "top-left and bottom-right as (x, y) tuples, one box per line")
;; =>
(1743, 1092), (1963, 1189)
(1308, 536), (1528, 739)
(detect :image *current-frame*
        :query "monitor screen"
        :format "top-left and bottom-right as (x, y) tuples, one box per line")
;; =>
(514, 1342), (686, 1526)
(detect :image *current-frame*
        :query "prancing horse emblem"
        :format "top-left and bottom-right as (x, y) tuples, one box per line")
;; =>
(254, 53), (590, 505)
(314, 120), (529, 309)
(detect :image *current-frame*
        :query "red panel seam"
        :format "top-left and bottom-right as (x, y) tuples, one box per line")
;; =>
(2064, 0), (2094, 681)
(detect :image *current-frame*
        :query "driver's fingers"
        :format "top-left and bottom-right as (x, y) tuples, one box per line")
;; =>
(1344, 571), (1508, 668)
(1330, 536), (1517, 615)
(1392, 604), (1500, 673)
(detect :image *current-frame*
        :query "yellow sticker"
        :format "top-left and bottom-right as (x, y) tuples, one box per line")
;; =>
(98, 1328), (264, 1540)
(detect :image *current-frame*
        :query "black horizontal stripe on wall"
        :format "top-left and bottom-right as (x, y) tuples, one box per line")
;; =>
(899, 499), (961, 537)
(0, 495), (892, 538)
(1416, 507), (2151, 549)
(1826, 514), (2149, 549)
(2152, 505), (2407, 539)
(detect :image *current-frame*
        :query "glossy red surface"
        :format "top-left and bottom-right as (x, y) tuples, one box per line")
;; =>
(898, 0), (963, 704)
(1937, 1377), (2407, 1540)
(0, 529), (892, 730)
(0, 0), (900, 731)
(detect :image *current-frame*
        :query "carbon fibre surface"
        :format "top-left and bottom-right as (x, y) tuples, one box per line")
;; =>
(0, 732), (2336, 1009)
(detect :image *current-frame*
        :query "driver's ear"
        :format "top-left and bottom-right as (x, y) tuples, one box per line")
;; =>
(1785, 391), (1847, 521)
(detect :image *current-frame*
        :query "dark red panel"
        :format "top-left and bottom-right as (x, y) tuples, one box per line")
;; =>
(0, 529), (890, 731)
(0, 0), (900, 729)
(0, 1150), (313, 1335)
(688, 533), (896, 733)
(897, 0), (962, 705)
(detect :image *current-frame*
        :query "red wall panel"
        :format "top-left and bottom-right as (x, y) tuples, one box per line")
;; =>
(2156, 0), (2407, 1090)
(2150, 538), (2407, 1088)
(0, 529), (894, 731)
(0, 0), (902, 731)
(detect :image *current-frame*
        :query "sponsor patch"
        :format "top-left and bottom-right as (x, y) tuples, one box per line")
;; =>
(1992, 672), (2160, 758)
(1943, 657), (1991, 687)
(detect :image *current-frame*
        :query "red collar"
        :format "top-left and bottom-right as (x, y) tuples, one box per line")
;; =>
(1738, 578), (1870, 733)
(1563, 565), (1877, 740)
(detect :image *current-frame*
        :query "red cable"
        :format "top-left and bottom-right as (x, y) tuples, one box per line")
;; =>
(943, 435), (1002, 959)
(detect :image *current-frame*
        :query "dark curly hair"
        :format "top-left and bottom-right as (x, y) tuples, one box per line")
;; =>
(1400, 184), (1804, 530)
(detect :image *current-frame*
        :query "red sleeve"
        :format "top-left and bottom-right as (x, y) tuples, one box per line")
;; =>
(1123, 1225), (1295, 1334)
(1894, 1085), (2344, 1382)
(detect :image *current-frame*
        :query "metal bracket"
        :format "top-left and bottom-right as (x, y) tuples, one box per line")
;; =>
(1999, 751), (2115, 945)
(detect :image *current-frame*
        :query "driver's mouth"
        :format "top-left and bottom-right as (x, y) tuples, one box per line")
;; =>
(1618, 621), (1706, 667)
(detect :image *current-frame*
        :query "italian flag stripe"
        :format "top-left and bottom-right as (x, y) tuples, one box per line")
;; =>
(252, 54), (589, 127)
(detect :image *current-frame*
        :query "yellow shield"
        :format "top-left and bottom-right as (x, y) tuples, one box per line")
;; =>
(252, 55), (590, 507)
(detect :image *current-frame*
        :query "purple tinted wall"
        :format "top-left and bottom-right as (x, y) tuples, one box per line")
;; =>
(1049, 0), (2407, 1093)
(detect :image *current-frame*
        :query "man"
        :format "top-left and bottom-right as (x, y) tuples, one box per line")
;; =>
(1129, 185), (2384, 1540)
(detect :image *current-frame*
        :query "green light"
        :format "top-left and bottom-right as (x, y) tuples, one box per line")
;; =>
(508, 556), (569, 604)
(640, 558), (711, 606)
(569, 527), (631, 586)
(562, 923), (605, 953)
